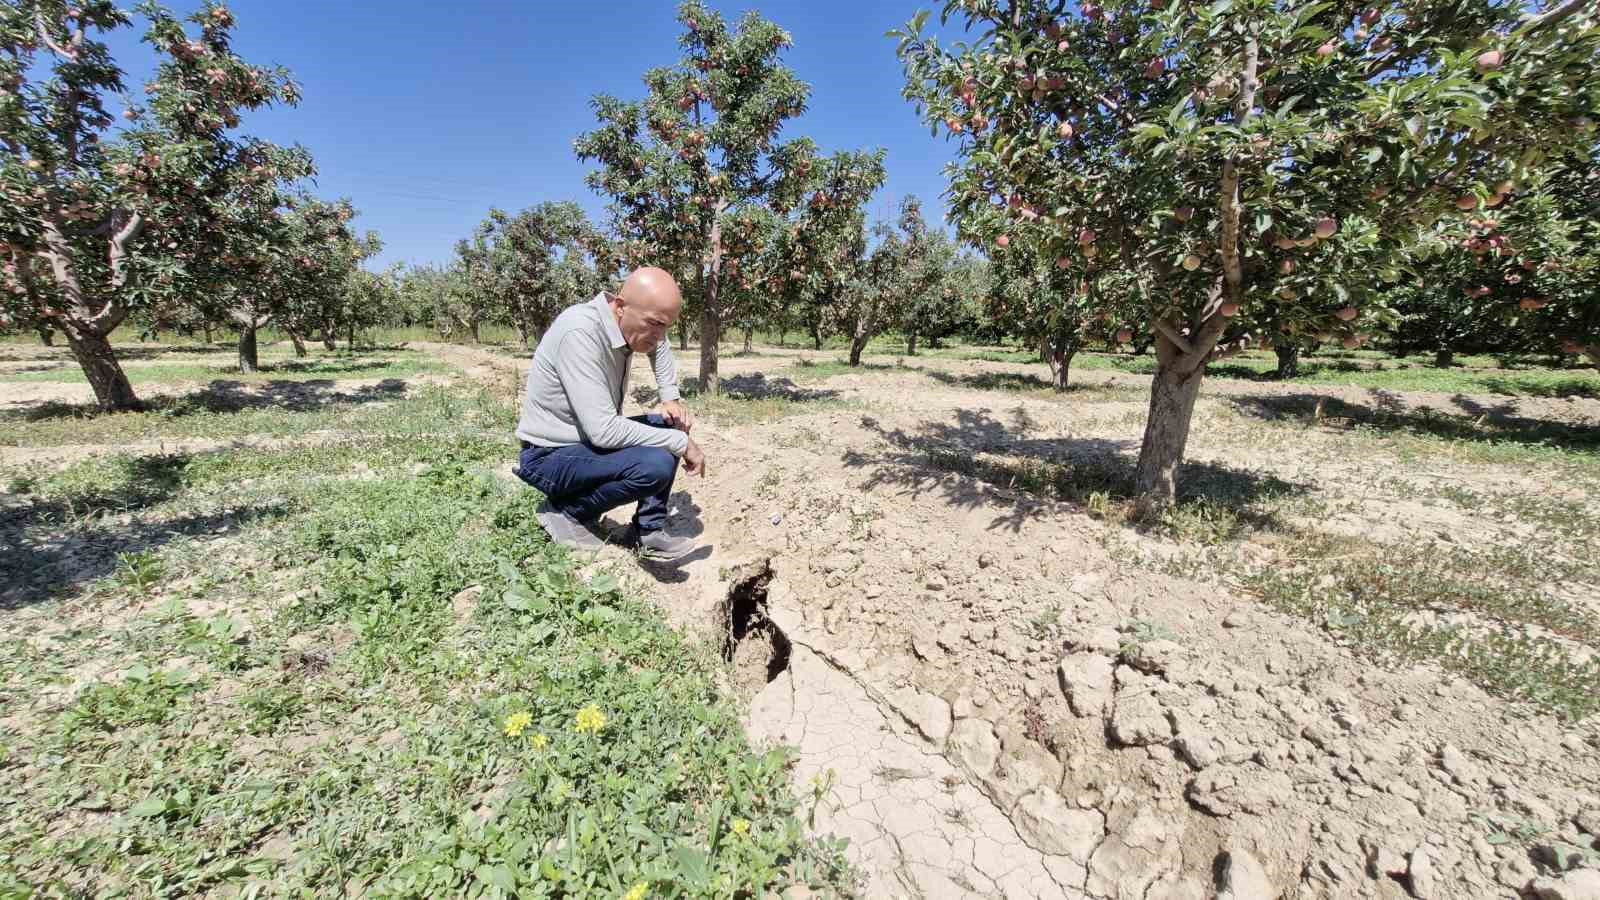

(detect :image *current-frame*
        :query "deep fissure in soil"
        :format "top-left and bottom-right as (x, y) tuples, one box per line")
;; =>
(722, 563), (791, 686)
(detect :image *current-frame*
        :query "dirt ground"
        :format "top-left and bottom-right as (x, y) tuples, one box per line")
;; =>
(6, 341), (1599, 899)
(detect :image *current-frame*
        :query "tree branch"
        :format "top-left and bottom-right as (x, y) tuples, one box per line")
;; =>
(33, 11), (77, 59)
(1155, 320), (1195, 356)
(107, 211), (144, 291)
(1517, 0), (1590, 37)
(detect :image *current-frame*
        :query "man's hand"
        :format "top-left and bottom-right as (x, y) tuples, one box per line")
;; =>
(682, 438), (707, 478)
(661, 400), (694, 433)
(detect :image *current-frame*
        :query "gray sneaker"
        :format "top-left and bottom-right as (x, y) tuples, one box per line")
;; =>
(536, 502), (605, 552)
(635, 529), (697, 562)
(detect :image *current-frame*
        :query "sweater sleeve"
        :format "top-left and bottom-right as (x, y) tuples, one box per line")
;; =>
(554, 330), (689, 455)
(650, 337), (681, 403)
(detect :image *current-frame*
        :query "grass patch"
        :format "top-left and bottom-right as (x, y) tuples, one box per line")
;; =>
(632, 374), (851, 426)
(0, 423), (854, 895)
(2, 381), (513, 449)
(1220, 529), (1599, 720)
(0, 352), (449, 385)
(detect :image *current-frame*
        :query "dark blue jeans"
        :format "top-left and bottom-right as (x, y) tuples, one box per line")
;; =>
(514, 414), (677, 533)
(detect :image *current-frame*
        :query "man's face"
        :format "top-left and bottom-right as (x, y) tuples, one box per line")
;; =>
(611, 291), (677, 352)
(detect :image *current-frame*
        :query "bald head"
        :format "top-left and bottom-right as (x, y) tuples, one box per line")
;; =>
(610, 267), (682, 351)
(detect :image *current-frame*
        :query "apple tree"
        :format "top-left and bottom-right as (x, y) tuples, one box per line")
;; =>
(577, 1), (816, 393)
(896, 0), (1599, 503)
(496, 202), (604, 347)
(0, 1), (303, 410)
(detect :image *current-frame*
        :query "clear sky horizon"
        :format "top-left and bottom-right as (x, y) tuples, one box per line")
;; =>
(99, 0), (970, 270)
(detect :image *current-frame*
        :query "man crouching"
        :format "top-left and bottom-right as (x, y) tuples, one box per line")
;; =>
(513, 267), (706, 560)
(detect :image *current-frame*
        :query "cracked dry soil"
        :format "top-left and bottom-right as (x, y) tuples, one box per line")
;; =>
(525, 344), (1599, 900)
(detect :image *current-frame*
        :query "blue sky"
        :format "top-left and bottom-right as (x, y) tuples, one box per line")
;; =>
(101, 0), (969, 269)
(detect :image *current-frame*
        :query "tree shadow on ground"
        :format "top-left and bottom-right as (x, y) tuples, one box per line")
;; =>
(0, 454), (288, 609)
(1229, 390), (1600, 453)
(634, 373), (842, 406)
(841, 408), (1306, 533)
(3, 378), (412, 423)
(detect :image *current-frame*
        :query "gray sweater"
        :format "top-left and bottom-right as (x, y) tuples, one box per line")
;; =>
(515, 294), (688, 456)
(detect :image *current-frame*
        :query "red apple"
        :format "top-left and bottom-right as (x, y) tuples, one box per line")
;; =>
(1077, 228), (1097, 245)
(1519, 298), (1547, 310)
(1182, 254), (1202, 271)
(1343, 335), (1363, 349)
(946, 117), (965, 133)
(1278, 258), (1296, 274)
(1144, 58), (1166, 79)
(1057, 121), (1074, 139)
(1219, 301), (1240, 317)
(1116, 328), (1133, 344)
(1336, 306), (1358, 321)
(1455, 194), (1479, 211)
(1317, 41), (1336, 57)
(1475, 50), (1502, 72)
(994, 234), (1010, 248)
(1314, 217), (1337, 239)
(1056, 256), (1071, 270)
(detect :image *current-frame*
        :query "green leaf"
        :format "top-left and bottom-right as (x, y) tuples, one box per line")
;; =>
(1363, 146), (1383, 164)
(129, 798), (167, 817)
(476, 864), (517, 892)
(674, 846), (710, 886)
(588, 573), (619, 595)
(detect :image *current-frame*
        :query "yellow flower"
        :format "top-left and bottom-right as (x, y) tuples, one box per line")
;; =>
(503, 711), (532, 738)
(530, 733), (549, 751)
(731, 818), (750, 837)
(573, 704), (607, 735)
(622, 883), (648, 900)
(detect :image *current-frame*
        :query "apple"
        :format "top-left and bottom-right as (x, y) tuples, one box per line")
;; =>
(970, 114), (989, 131)
(1057, 121), (1074, 139)
(1369, 185), (1391, 200)
(1077, 228), (1097, 245)
(1182, 254), (1202, 271)
(1058, 40), (1070, 51)
(1314, 217), (1337, 239)
(1336, 306), (1358, 321)
(1475, 49), (1502, 72)
(946, 117), (965, 133)
(1278, 258), (1296, 274)
(1343, 335), (1363, 349)
(1317, 41), (1337, 57)
(1219, 301), (1240, 317)
(994, 234), (1010, 248)
(1359, 9), (1381, 25)
(1145, 58), (1166, 79)
(1519, 298), (1547, 310)
(1455, 194), (1479, 211)
(1174, 206), (1194, 222)
(1274, 236), (1297, 251)
(1279, 288), (1297, 300)
(1116, 328), (1133, 343)
(1371, 36), (1393, 54)
(1056, 256), (1071, 270)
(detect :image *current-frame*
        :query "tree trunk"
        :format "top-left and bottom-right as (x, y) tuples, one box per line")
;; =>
(288, 330), (308, 358)
(322, 324), (337, 351)
(1274, 345), (1300, 379)
(1585, 346), (1600, 371)
(677, 318), (689, 352)
(35, 322), (54, 346)
(849, 335), (869, 366)
(65, 326), (140, 411)
(1133, 355), (1205, 506)
(698, 211), (725, 394)
(202, 322), (213, 345)
(469, 320), (481, 344)
(906, 332), (918, 356)
(1434, 348), (1454, 368)
(1048, 350), (1074, 392)
(777, 327), (787, 348)
(742, 325), (753, 354)
(238, 325), (260, 373)
(811, 321), (822, 350)
(349, 321), (357, 349)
